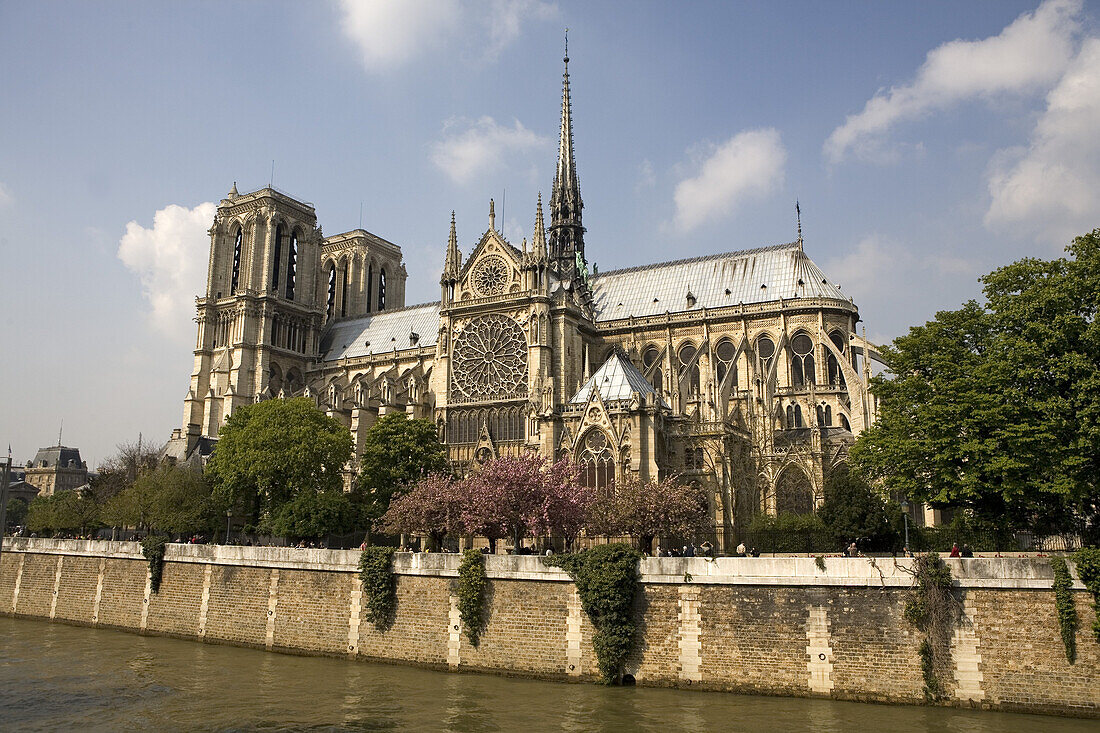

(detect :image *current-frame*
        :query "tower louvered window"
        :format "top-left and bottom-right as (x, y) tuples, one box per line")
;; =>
(272, 225), (283, 292)
(285, 232), (297, 301)
(230, 228), (242, 293)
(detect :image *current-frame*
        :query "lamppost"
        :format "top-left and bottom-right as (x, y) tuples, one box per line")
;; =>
(900, 498), (910, 553)
(225, 509), (232, 545)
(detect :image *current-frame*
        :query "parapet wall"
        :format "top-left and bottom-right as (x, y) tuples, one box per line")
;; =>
(1, 538), (1096, 717)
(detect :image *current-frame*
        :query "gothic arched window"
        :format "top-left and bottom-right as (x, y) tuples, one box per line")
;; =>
(775, 466), (814, 515)
(230, 227), (243, 293)
(678, 342), (700, 395)
(578, 430), (615, 489)
(827, 330), (846, 386)
(271, 225), (283, 292)
(378, 268), (386, 311)
(786, 403), (803, 428)
(791, 332), (815, 387)
(755, 335), (775, 385)
(715, 338), (737, 387)
(285, 232), (298, 301)
(642, 345), (662, 394)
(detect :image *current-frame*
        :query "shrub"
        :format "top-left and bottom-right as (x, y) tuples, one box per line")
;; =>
(549, 543), (641, 684)
(1051, 556), (1077, 663)
(1074, 547), (1100, 643)
(457, 549), (487, 646)
(359, 546), (396, 630)
(140, 535), (167, 594)
(904, 553), (958, 701)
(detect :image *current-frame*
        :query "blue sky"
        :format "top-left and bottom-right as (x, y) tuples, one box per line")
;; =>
(2, 0), (1098, 467)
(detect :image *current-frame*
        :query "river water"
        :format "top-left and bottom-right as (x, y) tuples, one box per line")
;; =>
(0, 617), (1093, 732)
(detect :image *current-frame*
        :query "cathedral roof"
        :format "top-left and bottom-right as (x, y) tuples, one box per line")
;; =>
(569, 351), (668, 407)
(320, 302), (440, 361)
(589, 241), (851, 321)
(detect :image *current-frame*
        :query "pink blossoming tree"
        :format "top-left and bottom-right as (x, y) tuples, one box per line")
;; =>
(379, 472), (463, 551)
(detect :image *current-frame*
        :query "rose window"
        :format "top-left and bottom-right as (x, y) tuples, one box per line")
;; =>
(450, 314), (528, 402)
(471, 255), (510, 296)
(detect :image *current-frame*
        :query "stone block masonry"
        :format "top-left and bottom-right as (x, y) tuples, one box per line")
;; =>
(2, 538), (1097, 718)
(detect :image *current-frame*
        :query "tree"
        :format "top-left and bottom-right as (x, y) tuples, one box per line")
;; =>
(819, 465), (899, 551)
(91, 437), (161, 504)
(265, 490), (356, 540)
(103, 464), (216, 537)
(852, 230), (1100, 540)
(5, 498), (27, 530)
(380, 473), (464, 550)
(205, 398), (353, 525)
(608, 475), (709, 553)
(460, 455), (591, 552)
(357, 413), (448, 521)
(25, 490), (101, 536)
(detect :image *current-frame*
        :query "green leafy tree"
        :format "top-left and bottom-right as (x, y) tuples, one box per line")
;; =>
(26, 490), (101, 536)
(265, 489), (355, 540)
(819, 465), (899, 551)
(5, 498), (27, 529)
(853, 230), (1100, 540)
(103, 464), (216, 536)
(90, 438), (161, 504)
(357, 413), (447, 522)
(205, 397), (353, 525)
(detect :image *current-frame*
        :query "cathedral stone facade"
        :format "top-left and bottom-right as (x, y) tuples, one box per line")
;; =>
(167, 56), (879, 549)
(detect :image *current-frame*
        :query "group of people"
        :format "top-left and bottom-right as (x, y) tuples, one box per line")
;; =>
(653, 541), (717, 558)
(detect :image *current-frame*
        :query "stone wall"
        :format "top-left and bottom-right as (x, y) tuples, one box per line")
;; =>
(1, 538), (1096, 717)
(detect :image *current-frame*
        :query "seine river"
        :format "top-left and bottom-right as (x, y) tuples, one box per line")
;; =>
(1, 617), (1093, 732)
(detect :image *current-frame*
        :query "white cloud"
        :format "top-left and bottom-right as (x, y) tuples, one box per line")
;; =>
(118, 202), (216, 344)
(338, 0), (555, 71)
(0, 181), (12, 208)
(821, 235), (909, 304)
(985, 38), (1100, 245)
(635, 159), (656, 192)
(672, 128), (786, 232)
(431, 116), (550, 183)
(825, 0), (1082, 163)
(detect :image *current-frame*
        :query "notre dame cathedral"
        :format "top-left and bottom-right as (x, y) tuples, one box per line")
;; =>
(165, 54), (880, 549)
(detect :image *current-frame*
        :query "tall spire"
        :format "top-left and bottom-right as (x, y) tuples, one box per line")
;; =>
(549, 31), (586, 284)
(533, 192), (547, 262)
(442, 210), (461, 281)
(796, 200), (803, 250)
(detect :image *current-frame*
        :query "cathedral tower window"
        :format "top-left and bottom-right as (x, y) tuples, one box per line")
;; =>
(272, 225), (284, 292)
(642, 345), (662, 394)
(230, 227), (242, 294)
(378, 268), (387, 311)
(791, 332), (816, 387)
(678, 342), (700, 395)
(366, 264), (373, 313)
(827, 330), (846, 386)
(578, 430), (614, 490)
(340, 257), (349, 317)
(285, 232), (298, 301)
(326, 264), (336, 319)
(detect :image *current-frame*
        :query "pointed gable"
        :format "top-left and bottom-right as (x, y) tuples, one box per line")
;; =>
(569, 351), (668, 407)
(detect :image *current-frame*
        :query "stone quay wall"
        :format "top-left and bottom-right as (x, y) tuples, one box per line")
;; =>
(1, 538), (1097, 717)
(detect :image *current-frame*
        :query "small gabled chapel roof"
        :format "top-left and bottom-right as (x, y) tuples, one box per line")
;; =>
(569, 351), (668, 407)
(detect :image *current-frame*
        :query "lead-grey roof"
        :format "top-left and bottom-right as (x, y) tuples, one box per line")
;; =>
(569, 351), (669, 407)
(29, 446), (84, 469)
(590, 242), (850, 321)
(320, 303), (441, 361)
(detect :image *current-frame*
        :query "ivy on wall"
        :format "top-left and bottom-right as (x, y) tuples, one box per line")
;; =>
(140, 536), (167, 594)
(1074, 548), (1100, 643)
(903, 553), (959, 702)
(359, 546), (396, 630)
(457, 549), (487, 646)
(548, 543), (642, 684)
(1051, 557), (1077, 664)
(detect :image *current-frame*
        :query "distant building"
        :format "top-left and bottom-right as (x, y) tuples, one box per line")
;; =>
(24, 446), (88, 497)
